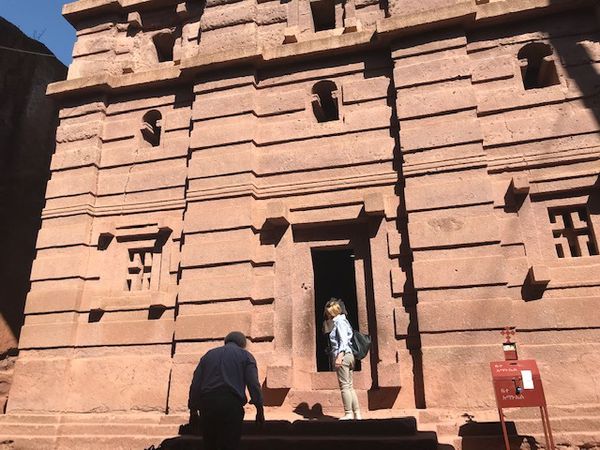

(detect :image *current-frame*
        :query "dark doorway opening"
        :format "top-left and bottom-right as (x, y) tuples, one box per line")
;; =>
(310, 0), (336, 32)
(312, 248), (359, 372)
(153, 32), (176, 62)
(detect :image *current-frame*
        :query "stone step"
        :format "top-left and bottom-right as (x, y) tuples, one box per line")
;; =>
(0, 435), (163, 450)
(58, 413), (163, 424)
(57, 435), (166, 450)
(243, 417), (420, 436)
(513, 404), (600, 419)
(160, 414), (188, 425)
(0, 424), (58, 436)
(435, 415), (600, 436)
(437, 430), (600, 450)
(508, 416), (600, 435)
(0, 436), (57, 450)
(0, 422), (178, 437)
(418, 404), (600, 425)
(0, 418), (420, 437)
(0, 414), (60, 424)
(155, 432), (439, 450)
(61, 423), (179, 436)
(0, 425), (439, 450)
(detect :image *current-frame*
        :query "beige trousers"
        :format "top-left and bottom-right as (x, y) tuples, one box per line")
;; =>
(336, 352), (360, 414)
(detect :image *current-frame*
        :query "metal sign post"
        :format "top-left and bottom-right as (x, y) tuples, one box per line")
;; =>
(490, 328), (555, 450)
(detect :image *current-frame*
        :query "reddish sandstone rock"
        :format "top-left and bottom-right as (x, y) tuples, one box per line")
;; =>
(3, 2), (600, 450)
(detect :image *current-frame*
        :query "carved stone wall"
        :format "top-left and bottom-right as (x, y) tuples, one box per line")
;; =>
(1, 0), (600, 448)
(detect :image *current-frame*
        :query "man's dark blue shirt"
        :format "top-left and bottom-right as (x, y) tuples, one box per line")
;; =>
(188, 342), (263, 410)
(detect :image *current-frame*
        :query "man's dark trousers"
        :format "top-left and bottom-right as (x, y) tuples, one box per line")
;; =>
(199, 390), (245, 450)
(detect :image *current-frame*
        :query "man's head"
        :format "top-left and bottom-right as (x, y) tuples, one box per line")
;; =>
(224, 331), (247, 348)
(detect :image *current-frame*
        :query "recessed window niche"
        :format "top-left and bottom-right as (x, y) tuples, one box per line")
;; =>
(153, 32), (176, 62)
(141, 110), (162, 148)
(310, 0), (337, 32)
(518, 42), (560, 90)
(311, 80), (340, 123)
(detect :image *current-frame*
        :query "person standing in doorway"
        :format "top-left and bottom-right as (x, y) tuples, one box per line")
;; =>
(325, 299), (361, 420)
(188, 331), (265, 450)
(322, 299), (348, 370)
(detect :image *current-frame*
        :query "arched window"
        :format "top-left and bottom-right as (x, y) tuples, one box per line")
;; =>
(153, 32), (176, 62)
(141, 110), (162, 147)
(517, 43), (560, 90)
(312, 80), (339, 123)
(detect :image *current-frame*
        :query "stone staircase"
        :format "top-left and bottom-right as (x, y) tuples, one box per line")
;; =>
(0, 413), (438, 450)
(0, 414), (180, 450)
(0, 405), (599, 450)
(155, 417), (439, 450)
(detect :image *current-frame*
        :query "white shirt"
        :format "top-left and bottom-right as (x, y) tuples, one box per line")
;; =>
(329, 314), (353, 357)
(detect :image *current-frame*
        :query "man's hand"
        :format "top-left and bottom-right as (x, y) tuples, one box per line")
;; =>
(335, 353), (344, 368)
(255, 405), (265, 426)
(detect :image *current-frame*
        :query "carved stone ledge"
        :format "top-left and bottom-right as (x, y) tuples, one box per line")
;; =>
(263, 201), (290, 227)
(527, 265), (551, 286)
(511, 175), (530, 195)
(364, 192), (386, 216)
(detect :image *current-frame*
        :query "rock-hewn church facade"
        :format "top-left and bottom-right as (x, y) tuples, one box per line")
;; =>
(2, 0), (600, 448)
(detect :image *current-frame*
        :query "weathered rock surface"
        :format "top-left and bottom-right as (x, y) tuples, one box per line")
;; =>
(3, 1), (600, 449)
(0, 16), (66, 410)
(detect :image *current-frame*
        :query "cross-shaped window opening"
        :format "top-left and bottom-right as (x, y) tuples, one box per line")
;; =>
(126, 248), (154, 291)
(548, 206), (598, 258)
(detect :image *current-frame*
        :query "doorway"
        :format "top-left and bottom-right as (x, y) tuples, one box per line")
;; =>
(311, 248), (359, 372)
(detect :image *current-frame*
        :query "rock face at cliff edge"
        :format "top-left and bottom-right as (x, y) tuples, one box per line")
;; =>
(0, 16), (67, 412)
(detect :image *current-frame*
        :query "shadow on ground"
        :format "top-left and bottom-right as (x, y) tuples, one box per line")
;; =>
(459, 420), (541, 450)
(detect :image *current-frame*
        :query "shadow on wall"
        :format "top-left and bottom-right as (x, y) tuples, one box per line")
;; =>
(0, 18), (67, 355)
(367, 386), (401, 410)
(548, 4), (600, 126)
(459, 420), (540, 450)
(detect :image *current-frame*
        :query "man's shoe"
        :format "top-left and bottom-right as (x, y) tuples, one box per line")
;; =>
(354, 411), (362, 420)
(339, 413), (354, 420)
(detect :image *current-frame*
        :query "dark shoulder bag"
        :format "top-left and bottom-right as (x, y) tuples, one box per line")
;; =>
(351, 330), (372, 360)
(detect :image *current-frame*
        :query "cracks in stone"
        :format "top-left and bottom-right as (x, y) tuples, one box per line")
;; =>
(121, 141), (142, 213)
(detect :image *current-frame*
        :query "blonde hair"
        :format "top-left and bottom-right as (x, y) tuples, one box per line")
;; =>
(325, 302), (342, 319)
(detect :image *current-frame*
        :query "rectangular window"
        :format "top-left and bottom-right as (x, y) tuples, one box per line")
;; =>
(549, 206), (598, 258)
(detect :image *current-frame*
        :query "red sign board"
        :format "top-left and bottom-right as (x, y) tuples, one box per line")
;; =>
(490, 331), (555, 450)
(490, 359), (547, 408)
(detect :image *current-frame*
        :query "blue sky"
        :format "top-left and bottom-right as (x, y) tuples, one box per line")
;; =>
(0, 0), (76, 66)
